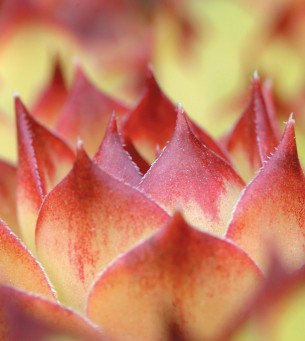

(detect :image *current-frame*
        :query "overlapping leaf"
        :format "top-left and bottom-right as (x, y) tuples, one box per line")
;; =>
(93, 115), (142, 186)
(122, 69), (226, 164)
(224, 74), (280, 181)
(31, 58), (68, 128)
(16, 97), (75, 253)
(140, 108), (245, 236)
(36, 146), (169, 311)
(56, 65), (129, 155)
(87, 213), (262, 341)
(227, 115), (305, 272)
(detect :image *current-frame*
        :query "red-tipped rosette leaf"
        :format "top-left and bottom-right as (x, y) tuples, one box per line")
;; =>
(0, 285), (103, 341)
(31, 58), (68, 129)
(227, 116), (305, 272)
(87, 212), (262, 341)
(56, 65), (129, 155)
(121, 69), (177, 162)
(36, 146), (169, 311)
(93, 115), (142, 186)
(225, 74), (280, 181)
(0, 220), (55, 300)
(122, 69), (231, 163)
(16, 96), (75, 252)
(139, 108), (245, 236)
(0, 159), (18, 234)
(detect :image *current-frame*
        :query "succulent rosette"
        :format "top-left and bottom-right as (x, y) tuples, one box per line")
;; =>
(1, 1), (305, 341)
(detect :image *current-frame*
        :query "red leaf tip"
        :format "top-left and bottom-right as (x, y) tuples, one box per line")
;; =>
(107, 113), (118, 134)
(275, 112), (298, 159)
(175, 105), (190, 135)
(145, 67), (159, 90)
(14, 94), (25, 114)
(75, 139), (92, 167)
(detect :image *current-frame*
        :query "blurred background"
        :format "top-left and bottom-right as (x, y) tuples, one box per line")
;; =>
(0, 0), (304, 161)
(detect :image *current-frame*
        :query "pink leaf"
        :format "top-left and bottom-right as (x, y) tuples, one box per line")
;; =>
(93, 115), (142, 186)
(139, 107), (245, 236)
(227, 115), (305, 272)
(225, 74), (280, 181)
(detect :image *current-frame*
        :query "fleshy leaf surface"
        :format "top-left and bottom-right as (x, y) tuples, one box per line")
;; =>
(122, 69), (225, 164)
(139, 108), (245, 236)
(87, 212), (262, 341)
(225, 74), (280, 181)
(16, 96), (75, 252)
(227, 116), (305, 272)
(36, 146), (169, 311)
(56, 65), (129, 155)
(93, 115), (142, 186)
(121, 68), (177, 163)
(0, 159), (18, 234)
(0, 220), (55, 300)
(0, 285), (103, 341)
(31, 58), (68, 129)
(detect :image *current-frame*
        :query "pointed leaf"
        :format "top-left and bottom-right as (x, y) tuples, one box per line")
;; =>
(122, 68), (231, 164)
(87, 212), (262, 341)
(93, 115), (142, 186)
(0, 220), (55, 300)
(36, 146), (169, 311)
(225, 75), (280, 181)
(121, 68), (177, 162)
(16, 96), (75, 253)
(227, 116), (305, 272)
(0, 159), (18, 234)
(139, 108), (245, 236)
(56, 65), (129, 155)
(31, 58), (68, 128)
(0, 285), (103, 341)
